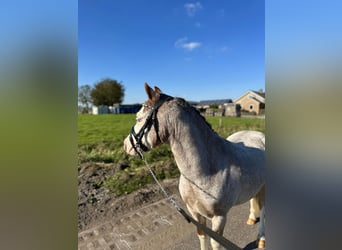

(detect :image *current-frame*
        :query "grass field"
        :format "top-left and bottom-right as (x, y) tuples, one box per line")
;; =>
(78, 114), (136, 145)
(78, 113), (265, 195)
(78, 114), (265, 146)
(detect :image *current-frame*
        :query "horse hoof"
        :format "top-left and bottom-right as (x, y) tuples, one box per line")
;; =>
(257, 239), (265, 249)
(246, 218), (256, 225)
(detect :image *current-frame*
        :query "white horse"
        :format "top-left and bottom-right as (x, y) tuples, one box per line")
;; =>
(124, 83), (265, 250)
(227, 131), (265, 248)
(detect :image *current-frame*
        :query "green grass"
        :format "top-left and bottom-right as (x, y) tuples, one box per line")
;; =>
(78, 114), (135, 145)
(78, 114), (265, 146)
(206, 116), (265, 138)
(102, 161), (179, 195)
(78, 113), (265, 195)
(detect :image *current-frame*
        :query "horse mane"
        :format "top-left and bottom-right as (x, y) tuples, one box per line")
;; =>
(171, 97), (215, 133)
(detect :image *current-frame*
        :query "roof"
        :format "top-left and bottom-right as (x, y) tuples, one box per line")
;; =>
(234, 90), (265, 104)
(197, 99), (233, 106)
(251, 90), (265, 98)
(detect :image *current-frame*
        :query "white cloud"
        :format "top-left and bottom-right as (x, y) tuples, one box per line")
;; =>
(175, 37), (201, 51)
(184, 2), (203, 17)
(183, 42), (201, 50)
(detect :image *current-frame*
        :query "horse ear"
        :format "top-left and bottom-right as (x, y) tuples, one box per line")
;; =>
(154, 86), (162, 94)
(153, 86), (161, 103)
(144, 82), (154, 101)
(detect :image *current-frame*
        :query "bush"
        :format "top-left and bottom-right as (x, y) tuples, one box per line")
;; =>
(209, 104), (219, 109)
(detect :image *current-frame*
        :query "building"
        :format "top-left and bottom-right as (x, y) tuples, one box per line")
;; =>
(196, 99), (233, 109)
(91, 104), (142, 114)
(234, 90), (265, 115)
(225, 103), (241, 117)
(92, 105), (110, 115)
(195, 99), (233, 116)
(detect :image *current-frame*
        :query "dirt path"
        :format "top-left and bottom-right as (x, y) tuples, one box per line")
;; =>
(78, 195), (260, 250)
(78, 163), (261, 249)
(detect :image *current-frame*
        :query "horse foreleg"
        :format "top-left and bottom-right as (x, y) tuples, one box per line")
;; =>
(186, 205), (208, 250)
(197, 215), (208, 250)
(210, 215), (227, 250)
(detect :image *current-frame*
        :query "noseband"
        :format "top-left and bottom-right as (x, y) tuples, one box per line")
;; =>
(129, 95), (173, 158)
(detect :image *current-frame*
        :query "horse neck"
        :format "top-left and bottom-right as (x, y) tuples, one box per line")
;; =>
(161, 104), (227, 177)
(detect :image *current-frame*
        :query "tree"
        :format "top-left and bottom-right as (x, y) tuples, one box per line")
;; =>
(90, 78), (125, 106)
(78, 84), (92, 113)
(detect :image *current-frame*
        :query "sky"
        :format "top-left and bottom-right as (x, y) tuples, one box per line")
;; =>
(78, 0), (265, 104)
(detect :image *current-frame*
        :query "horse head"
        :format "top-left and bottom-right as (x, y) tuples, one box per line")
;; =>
(123, 83), (172, 157)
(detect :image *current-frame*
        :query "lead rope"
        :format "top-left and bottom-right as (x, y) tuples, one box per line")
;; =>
(139, 150), (189, 221)
(137, 148), (242, 250)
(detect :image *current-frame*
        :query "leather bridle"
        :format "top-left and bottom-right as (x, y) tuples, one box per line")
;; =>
(129, 95), (173, 159)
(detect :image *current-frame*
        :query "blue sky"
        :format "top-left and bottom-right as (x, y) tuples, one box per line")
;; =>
(79, 0), (264, 104)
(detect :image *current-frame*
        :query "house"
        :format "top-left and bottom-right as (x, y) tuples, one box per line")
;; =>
(234, 90), (265, 115)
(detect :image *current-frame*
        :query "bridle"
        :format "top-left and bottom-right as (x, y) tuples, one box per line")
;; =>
(129, 95), (173, 159)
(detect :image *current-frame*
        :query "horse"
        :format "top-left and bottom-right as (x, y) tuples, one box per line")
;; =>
(123, 83), (265, 250)
(227, 131), (265, 248)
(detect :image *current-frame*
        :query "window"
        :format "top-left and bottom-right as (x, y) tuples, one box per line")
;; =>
(249, 104), (254, 110)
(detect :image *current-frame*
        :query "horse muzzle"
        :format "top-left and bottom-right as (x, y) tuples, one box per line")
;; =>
(123, 136), (137, 156)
